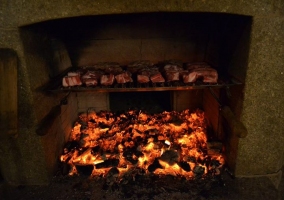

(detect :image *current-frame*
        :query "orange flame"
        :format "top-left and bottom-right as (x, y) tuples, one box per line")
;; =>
(61, 109), (224, 179)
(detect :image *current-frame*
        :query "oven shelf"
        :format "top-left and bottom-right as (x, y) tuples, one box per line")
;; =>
(46, 80), (242, 93)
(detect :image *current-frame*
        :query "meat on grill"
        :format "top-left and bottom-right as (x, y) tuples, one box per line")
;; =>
(115, 71), (133, 84)
(84, 78), (98, 86)
(165, 71), (180, 81)
(81, 70), (103, 86)
(61, 61), (218, 87)
(183, 67), (218, 83)
(62, 75), (82, 87)
(203, 74), (218, 83)
(164, 64), (182, 72)
(183, 71), (197, 83)
(163, 64), (183, 82)
(136, 66), (158, 83)
(150, 72), (165, 83)
(128, 60), (154, 73)
(186, 62), (210, 71)
(100, 74), (115, 86)
(137, 74), (150, 83)
(94, 62), (122, 74)
(105, 66), (123, 74)
(82, 70), (103, 79)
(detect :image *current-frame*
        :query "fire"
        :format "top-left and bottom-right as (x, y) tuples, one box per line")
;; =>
(60, 109), (224, 179)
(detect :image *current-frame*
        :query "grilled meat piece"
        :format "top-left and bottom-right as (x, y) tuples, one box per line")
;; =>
(101, 74), (115, 86)
(84, 78), (98, 86)
(150, 72), (165, 83)
(115, 71), (133, 84)
(183, 62), (218, 83)
(137, 74), (150, 83)
(62, 75), (82, 87)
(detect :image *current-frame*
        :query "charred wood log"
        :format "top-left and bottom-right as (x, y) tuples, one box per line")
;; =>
(178, 161), (191, 171)
(95, 159), (119, 169)
(148, 159), (163, 172)
(159, 150), (179, 165)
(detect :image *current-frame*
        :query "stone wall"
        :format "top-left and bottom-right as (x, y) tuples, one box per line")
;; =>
(0, 0), (283, 185)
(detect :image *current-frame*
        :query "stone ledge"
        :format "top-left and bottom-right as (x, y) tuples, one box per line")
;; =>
(0, 0), (281, 27)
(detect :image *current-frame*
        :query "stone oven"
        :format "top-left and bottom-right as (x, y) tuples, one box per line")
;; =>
(0, 1), (283, 186)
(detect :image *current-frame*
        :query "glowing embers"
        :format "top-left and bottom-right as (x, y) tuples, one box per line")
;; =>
(60, 109), (224, 179)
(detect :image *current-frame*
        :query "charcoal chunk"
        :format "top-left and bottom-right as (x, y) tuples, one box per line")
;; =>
(159, 150), (179, 165)
(178, 161), (190, 171)
(148, 159), (162, 172)
(193, 165), (205, 176)
(75, 165), (94, 176)
(95, 159), (119, 169)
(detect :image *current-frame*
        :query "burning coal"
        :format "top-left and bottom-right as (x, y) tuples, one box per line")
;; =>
(60, 109), (224, 180)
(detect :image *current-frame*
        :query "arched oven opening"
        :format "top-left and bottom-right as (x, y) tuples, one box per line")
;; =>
(17, 12), (251, 184)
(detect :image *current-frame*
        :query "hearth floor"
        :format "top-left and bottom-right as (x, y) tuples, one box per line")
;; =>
(1, 168), (283, 200)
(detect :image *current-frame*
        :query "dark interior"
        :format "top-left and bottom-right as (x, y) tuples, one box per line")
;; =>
(20, 12), (252, 82)
(109, 91), (172, 113)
